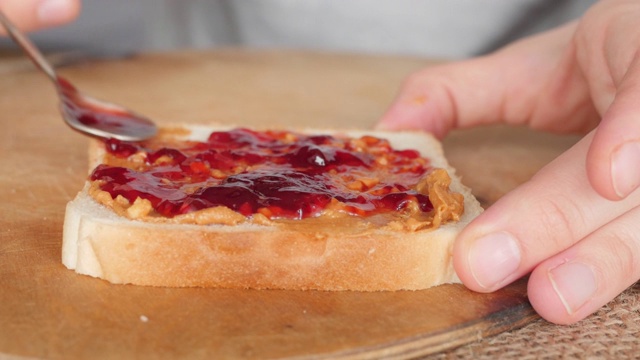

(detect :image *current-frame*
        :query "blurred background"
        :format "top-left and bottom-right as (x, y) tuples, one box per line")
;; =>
(0, 0), (596, 59)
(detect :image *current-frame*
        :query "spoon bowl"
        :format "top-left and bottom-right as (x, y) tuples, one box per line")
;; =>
(0, 11), (157, 141)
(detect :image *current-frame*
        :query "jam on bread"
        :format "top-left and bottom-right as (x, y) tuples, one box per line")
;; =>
(90, 128), (463, 227)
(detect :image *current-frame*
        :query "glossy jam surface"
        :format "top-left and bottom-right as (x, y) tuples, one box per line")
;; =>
(90, 128), (434, 219)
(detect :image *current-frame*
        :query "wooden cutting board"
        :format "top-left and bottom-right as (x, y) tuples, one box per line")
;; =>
(0, 50), (579, 359)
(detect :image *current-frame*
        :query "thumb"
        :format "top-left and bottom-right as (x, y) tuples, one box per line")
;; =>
(376, 23), (584, 139)
(375, 56), (510, 139)
(0, 0), (80, 33)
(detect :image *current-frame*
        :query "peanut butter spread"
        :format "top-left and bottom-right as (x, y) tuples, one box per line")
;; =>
(89, 128), (464, 232)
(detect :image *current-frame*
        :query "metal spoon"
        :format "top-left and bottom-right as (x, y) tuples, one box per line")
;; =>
(0, 11), (157, 141)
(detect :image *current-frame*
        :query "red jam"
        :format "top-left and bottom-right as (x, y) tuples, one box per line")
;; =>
(90, 128), (434, 220)
(57, 77), (156, 139)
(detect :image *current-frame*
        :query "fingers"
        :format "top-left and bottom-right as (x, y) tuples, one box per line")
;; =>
(0, 0), (80, 33)
(375, 56), (509, 138)
(453, 131), (640, 323)
(376, 23), (593, 138)
(587, 56), (640, 200)
(528, 205), (640, 324)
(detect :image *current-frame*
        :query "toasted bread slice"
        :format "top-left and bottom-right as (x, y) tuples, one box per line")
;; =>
(62, 125), (482, 291)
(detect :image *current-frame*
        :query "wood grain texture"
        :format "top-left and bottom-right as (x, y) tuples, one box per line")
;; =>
(0, 50), (579, 359)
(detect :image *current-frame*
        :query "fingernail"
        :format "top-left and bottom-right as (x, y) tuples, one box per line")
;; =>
(611, 141), (640, 198)
(468, 231), (521, 289)
(37, 0), (73, 25)
(548, 262), (597, 315)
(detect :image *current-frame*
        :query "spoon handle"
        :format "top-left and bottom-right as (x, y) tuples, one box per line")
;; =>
(0, 10), (58, 82)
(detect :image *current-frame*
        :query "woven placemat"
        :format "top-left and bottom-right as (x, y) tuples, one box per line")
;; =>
(431, 281), (640, 359)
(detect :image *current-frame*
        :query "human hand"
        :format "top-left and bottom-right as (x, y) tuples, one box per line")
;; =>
(0, 0), (80, 33)
(377, 0), (640, 325)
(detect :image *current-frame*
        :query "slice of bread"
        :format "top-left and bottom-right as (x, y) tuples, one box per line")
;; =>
(62, 125), (482, 291)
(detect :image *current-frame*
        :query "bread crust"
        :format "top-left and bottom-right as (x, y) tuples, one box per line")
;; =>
(62, 125), (482, 290)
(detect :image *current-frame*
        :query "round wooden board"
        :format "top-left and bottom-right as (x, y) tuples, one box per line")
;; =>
(0, 50), (579, 359)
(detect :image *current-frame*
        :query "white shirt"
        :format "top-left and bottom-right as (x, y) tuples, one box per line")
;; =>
(4, 0), (597, 59)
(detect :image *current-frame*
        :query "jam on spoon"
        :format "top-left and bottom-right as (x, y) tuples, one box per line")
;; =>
(0, 10), (157, 141)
